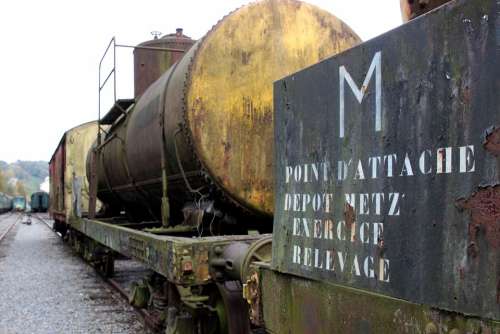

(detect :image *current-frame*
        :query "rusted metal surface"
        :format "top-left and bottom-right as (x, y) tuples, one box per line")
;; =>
(49, 135), (65, 221)
(70, 216), (270, 286)
(216, 281), (251, 334)
(133, 29), (194, 98)
(273, 0), (499, 320)
(259, 267), (500, 333)
(49, 122), (103, 225)
(93, 0), (360, 223)
(457, 186), (500, 250)
(185, 1), (360, 217)
(484, 127), (500, 156)
(400, 0), (452, 22)
(243, 272), (262, 327)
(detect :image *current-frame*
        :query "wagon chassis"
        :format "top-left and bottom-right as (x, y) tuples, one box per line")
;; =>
(66, 215), (271, 333)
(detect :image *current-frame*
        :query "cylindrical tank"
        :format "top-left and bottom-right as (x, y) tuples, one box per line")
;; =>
(134, 29), (195, 98)
(93, 0), (361, 223)
(400, 0), (451, 22)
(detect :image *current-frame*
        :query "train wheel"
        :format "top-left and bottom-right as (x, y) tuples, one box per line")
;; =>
(154, 282), (222, 334)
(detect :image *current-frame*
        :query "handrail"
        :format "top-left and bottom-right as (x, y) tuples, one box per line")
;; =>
(99, 68), (115, 91)
(97, 38), (185, 145)
(98, 37), (116, 146)
(94, 35), (181, 223)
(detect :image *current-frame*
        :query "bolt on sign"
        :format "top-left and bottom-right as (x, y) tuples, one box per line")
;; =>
(272, 0), (499, 320)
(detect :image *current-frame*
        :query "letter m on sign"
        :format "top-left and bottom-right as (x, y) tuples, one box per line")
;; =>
(339, 51), (382, 138)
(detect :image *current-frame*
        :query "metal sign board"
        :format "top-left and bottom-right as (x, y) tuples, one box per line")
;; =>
(273, 0), (499, 319)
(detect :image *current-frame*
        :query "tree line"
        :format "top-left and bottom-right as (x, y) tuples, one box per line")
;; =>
(0, 170), (26, 196)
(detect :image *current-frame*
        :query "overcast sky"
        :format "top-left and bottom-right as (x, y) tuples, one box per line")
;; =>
(0, 0), (402, 163)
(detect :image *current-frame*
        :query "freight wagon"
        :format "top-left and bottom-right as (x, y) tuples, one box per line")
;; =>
(50, 0), (499, 332)
(12, 196), (26, 212)
(31, 191), (49, 213)
(49, 121), (103, 234)
(0, 192), (12, 213)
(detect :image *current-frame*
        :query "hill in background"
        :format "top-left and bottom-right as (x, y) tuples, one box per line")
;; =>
(0, 160), (49, 196)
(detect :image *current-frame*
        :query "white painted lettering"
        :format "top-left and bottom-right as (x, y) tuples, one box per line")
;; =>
(314, 248), (323, 269)
(359, 222), (370, 244)
(368, 156), (382, 179)
(337, 160), (351, 181)
(388, 192), (403, 216)
(285, 166), (293, 183)
(359, 193), (370, 215)
(339, 51), (382, 138)
(292, 245), (301, 264)
(364, 256), (375, 278)
(379, 258), (390, 282)
(293, 217), (301, 236)
(324, 219), (335, 240)
(383, 154), (397, 177)
(302, 194), (311, 212)
(351, 255), (361, 276)
(400, 153), (414, 176)
(371, 193), (384, 215)
(337, 220), (346, 241)
(373, 223), (384, 246)
(459, 145), (475, 173)
(354, 160), (365, 180)
(419, 150), (432, 174)
(436, 147), (452, 174)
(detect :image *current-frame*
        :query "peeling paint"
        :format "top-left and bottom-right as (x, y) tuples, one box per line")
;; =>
(457, 186), (500, 250)
(344, 203), (356, 241)
(484, 127), (500, 157)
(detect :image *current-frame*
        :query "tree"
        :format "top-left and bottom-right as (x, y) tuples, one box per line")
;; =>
(6, 183), (15, 196)
(0, 170), (6, 193)
(15, 181), (26, 197)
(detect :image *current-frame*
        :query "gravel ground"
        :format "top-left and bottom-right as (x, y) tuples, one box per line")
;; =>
(0, 213), (18, 237)
(0, 214), (147, 334)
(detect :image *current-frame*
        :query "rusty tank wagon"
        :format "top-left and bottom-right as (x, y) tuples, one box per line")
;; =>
(50, 0), (499, 332)
(88, 0), (359, 227)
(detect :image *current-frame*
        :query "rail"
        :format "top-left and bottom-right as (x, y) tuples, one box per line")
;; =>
(0, 213), (21, 243)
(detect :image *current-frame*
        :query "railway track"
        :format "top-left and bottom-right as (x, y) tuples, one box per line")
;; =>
(32, 212), (156, 332)
(31, 212), (53, 229)
(0, 211), (145, 333)
(0, 212), (20, 243)
(0, 211), (13, 222)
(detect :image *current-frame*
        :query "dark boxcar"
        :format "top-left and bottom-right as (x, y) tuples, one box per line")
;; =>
(31, 191), (49, 213)
(273, 0), (499, 326)
(0, 193), (12, 213)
